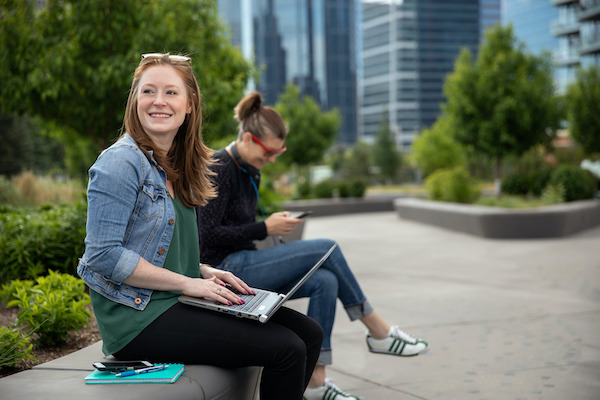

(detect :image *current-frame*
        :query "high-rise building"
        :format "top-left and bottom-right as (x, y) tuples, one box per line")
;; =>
(502, 0), (558, 56)
(551, 0), (600, 92)
(360, 0), (496, 149)
(481, 0), (501, 34)
(218, 0), (358, 144)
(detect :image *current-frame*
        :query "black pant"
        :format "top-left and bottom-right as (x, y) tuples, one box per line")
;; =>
(114, 303), (323, 400)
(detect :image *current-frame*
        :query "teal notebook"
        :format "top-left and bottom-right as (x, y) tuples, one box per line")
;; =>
(84, 363), (185, 384)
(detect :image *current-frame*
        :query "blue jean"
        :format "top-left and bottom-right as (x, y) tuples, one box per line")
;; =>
(219, 238), (373, 365)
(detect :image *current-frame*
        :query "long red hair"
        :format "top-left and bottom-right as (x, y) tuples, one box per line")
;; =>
(121, 53), (216, 207)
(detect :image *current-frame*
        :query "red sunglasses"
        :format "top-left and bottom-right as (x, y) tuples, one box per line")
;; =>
(249, 133), (287, 157)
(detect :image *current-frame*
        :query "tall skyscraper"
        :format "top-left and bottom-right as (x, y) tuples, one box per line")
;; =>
(502, 0), (558, 56)
(551, 0), (600, 92)
(481, 0), (501, 33)
(360, 0), (496, 149)
(218, 0), (358, 144)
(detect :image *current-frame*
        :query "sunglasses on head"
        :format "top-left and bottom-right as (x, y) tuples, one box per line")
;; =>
(249, 132), (287, 157)
(141, 53), (192, 63)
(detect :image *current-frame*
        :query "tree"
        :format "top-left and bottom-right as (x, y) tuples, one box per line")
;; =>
(411, 115), (466, 177)
(274, 84), (341, 169)
(0, 0), (254, 172)
(443, 24), (561, 181)
(371, 114), (401, 184)
(0, 114), (65, 177)
(566, 65), (600, 155)
(341, 141), (372, 182)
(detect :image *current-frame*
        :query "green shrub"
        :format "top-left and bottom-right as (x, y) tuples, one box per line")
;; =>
(295, 180), (312, 199)
(426, 168), (480, 204)
(0, 202), (86, 281)
(5, 270), (92, 347)
(529, 167), (554, 197)
(337, 180), (351, 198)
(313, 179), (336, 199)
(501, 173), (530, 196)
(338, 179), (367, 198)
(346, 179), (367, 198)
(541, 183), (566, 204)
(0, 323), (35, 369)
(548, 165), (597, 202)
(257, 182), (283, 217)
(0, 279), (34, 303)
(0, 176), (24, 205)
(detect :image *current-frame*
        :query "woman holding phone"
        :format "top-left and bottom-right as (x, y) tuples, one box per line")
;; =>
(197, 91), (430, 400)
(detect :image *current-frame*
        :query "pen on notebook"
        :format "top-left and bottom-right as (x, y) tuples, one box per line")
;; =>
(116, 364), (169, 377)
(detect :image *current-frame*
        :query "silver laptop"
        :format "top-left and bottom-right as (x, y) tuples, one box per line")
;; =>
(178, 243), (337, 323)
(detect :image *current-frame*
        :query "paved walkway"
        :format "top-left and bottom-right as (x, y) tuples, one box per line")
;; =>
(286, 212), (600, 400)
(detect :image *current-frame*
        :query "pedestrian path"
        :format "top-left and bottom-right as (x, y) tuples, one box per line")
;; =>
(286, 212), (600, 400)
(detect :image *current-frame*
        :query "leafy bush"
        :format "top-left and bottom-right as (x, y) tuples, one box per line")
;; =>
(0, 202), (86, 281)
(257, 181), (284, 217)
(0, 279), (34, 303)
(337, 180), (351, 198)
(4, 270), (92, 347)
(295, 180), (312, 199)
(296, 178), (367, 199)
(548, 165), (597, 202)
(529, 167), (554, 197)
(313, 179), (337, 199)
(350, 179), (367, 198)
(0, 323), (35, 369)
(541, 183), (566, 204)
(501, 172), (530, 196)
(338, 178), (367, 198)
(0, 176), (24, 205)
(502, 163), (554, 197)
(426, 167), (480, 204)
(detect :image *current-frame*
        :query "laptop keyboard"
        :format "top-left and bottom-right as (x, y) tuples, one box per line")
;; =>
(228, 290), (269, 312)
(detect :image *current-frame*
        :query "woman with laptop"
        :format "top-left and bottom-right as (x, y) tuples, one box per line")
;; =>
(197, 91), (430, 400)
(77, 53), (323, 400)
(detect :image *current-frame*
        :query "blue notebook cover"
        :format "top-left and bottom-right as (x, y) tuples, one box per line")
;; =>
(84, 363), (185, 384)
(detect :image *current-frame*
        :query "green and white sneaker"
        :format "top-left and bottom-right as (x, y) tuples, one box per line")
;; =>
(303, 378), (363, 400)
(366, 325), (429, 356)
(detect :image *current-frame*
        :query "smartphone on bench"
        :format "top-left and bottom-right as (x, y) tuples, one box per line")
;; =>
(93, 360), (153, 373)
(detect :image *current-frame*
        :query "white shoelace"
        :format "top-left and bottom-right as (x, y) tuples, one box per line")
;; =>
(389, 325), (418, 343)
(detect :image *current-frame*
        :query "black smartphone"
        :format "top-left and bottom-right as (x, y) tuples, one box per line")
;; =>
(92, 360), (153, 372)
(294, 211), (313, 219)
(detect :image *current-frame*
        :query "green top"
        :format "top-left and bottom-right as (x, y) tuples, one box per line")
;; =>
(91, 195), (200, 356)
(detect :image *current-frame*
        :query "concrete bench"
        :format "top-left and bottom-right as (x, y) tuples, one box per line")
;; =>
(0, 341), (261, 400)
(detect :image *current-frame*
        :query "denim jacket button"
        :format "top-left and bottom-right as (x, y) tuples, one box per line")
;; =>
(158, 248), (165, 255)
(168, 219), (175, 225)
(134, 298), (142, 304)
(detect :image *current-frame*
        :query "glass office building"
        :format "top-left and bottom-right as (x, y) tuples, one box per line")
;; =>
(360, 0), (494, 149)
(551, 0), (600, 92)
(218, 0), (358, 144)
(502, 0), (558, 56)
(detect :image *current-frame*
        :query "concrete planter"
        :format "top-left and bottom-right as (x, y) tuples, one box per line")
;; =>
(394, 198), (600, 239)
(282, 195), (398, 217)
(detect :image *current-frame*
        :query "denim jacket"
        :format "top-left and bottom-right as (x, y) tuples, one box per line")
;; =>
(77, 134), (175, 310)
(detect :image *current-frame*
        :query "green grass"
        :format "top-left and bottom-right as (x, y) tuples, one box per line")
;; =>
(475, 195), (562, 209)
(367, 182), (566, 209)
